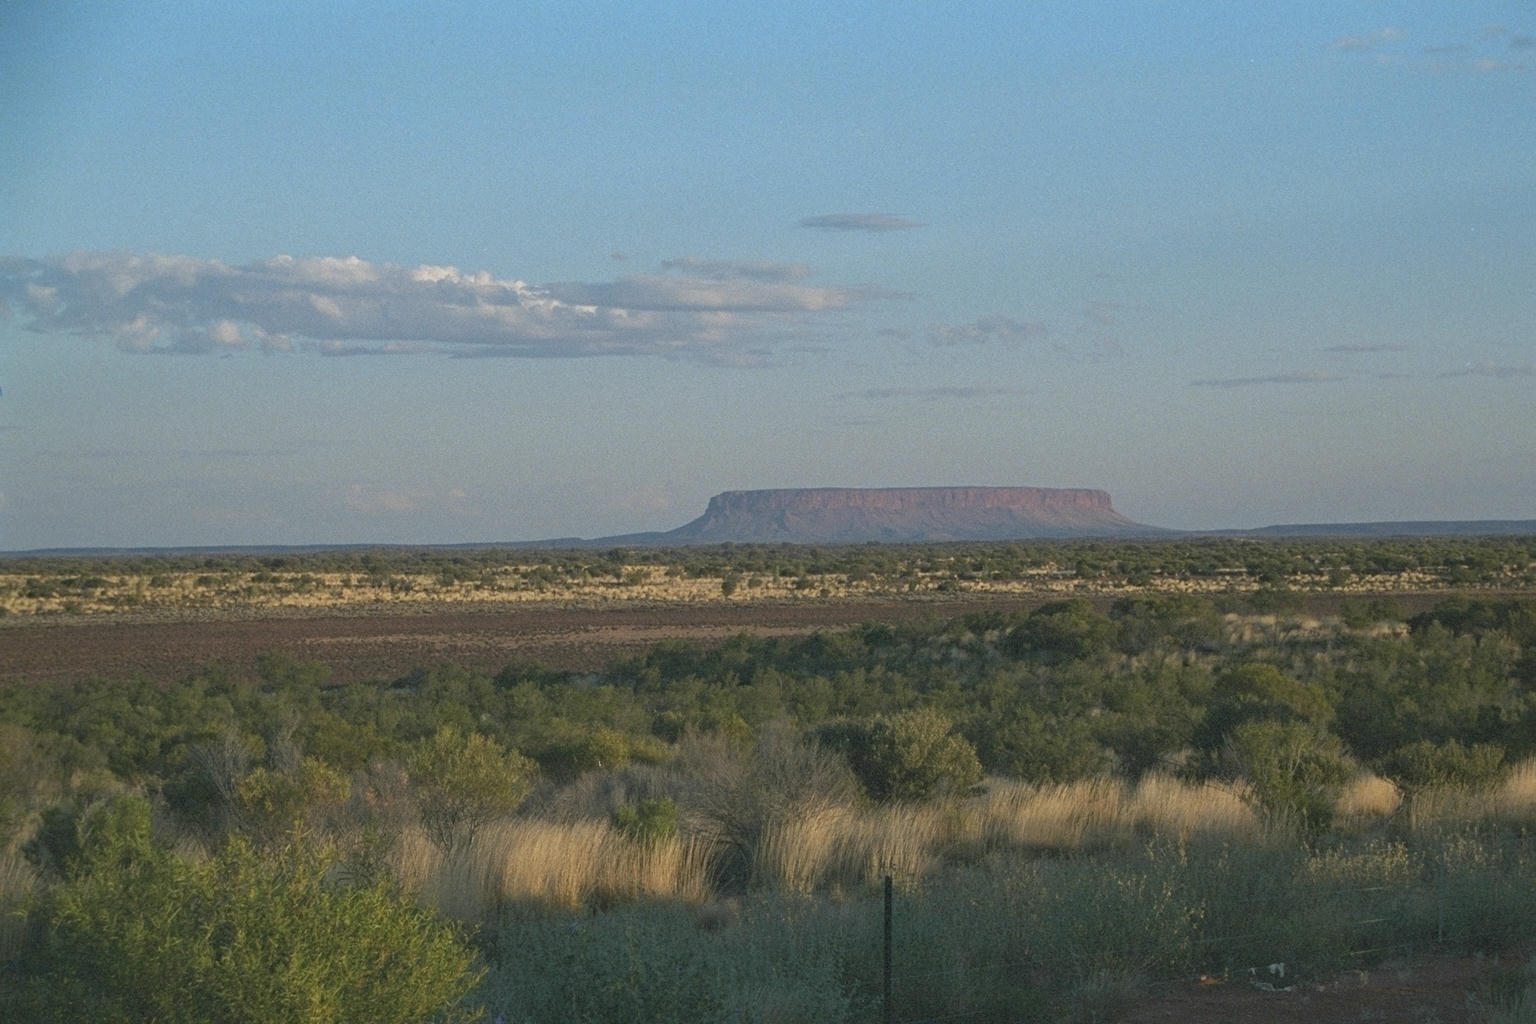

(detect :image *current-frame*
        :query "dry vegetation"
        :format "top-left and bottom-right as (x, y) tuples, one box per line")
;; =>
(0, 564), (1484, 618)
(4, 534), (1532, 619)
(5, 536), (1536, 1021)
(374, 762), (1536, 927)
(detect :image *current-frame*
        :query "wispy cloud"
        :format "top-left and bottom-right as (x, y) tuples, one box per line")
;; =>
(1330, 27), (1407, 52)
(929, 315), (1050, 347)
(1332, 22), (1534, 73)
(839, 385), (1028, 401)
(1191, 371), (1342, 388)
(0, 251), (862, 361)
(798, 213), (923, 233)
(1440, 362), (1536, 379)
(1324, 343), (1409, 354)
(657, 257), (809, 282)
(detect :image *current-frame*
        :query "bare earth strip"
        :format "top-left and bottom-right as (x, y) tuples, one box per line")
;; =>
(0, 598), (1029, 686)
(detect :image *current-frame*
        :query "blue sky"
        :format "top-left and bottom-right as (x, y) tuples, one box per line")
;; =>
(2, 1), (1532, 549)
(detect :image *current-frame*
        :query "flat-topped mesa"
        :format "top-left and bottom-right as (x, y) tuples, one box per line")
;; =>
(659, 486), (1156, 544)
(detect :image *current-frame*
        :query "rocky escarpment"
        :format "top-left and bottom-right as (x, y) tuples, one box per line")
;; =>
(647, 487), (1158, 544)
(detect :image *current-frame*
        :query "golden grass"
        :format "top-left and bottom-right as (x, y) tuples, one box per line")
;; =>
(398, 819), (714, 923)
(1336, 773), (1403, 829)
(390, 774), (1277, 914)
(1399, 759), (1536, 830)
(383, 766), (1536, 915)
(1489, 759), (1536, 822)
(754, 803), (955, 894)
(743, 774), (1264, 897)
(975, 774), (1260, 852)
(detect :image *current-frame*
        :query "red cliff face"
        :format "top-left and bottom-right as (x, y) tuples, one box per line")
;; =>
(659, 487), (1155, 543)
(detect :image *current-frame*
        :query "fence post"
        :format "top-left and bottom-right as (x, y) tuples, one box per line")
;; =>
(884, 874), (893, 1024)
(1436, 854), (1446, 946)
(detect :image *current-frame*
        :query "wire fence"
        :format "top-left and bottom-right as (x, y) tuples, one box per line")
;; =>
(869, 831), (1536, 1024)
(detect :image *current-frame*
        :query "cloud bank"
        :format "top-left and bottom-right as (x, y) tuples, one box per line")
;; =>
(0, 252), (858, 360)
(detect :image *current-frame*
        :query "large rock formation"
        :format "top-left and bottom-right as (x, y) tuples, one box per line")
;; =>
(639, 487), (1158, 544)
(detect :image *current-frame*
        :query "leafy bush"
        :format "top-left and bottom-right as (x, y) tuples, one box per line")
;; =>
(409, 725), (537, 850)
(818, 708), (983, 803)
(1380, 738), (1509, 795)
(612, 796), (679, 847)
(1221, 719), (1355, 834)
(1003, 599), (1116, 661)
(6, 795), (483, 1024)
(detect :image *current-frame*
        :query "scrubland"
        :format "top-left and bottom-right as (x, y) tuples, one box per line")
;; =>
(3, 534), (1533, 617)
(3, 536), (1536, 1021)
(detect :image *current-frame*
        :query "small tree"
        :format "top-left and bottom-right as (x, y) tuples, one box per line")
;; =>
(233, 755), (350, 849)
(1221, 719), (1354, 836)
(408, 726), (536, 851)
(1002, 600), (1116, 662)
(819, 708), (983, 803)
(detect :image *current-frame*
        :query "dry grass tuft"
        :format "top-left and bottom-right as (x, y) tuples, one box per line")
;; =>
(406, 818), (714, 922)
(1490, 760), (1536, 823)
(1128, 773), (1260, 839)
(1403, 758), (1536, 830)
(976, 774), (1260, 853)
(1335, 773), (1402, 829)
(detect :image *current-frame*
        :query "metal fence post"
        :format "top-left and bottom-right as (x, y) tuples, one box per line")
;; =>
(884, 874), (893, 1024)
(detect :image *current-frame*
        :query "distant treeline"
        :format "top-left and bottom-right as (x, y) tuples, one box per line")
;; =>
(3, 534), (1535, 589)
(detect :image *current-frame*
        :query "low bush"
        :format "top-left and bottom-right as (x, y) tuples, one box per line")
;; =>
(4, 795), (483, 1024)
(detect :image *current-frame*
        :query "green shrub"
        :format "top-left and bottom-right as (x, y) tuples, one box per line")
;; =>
(1003, 599), (1116, 661)
(234, 755), (350, 848)
(6, 795), (483, 1023)
(409, 726), (536, 850)
(1380, 738), (1509, 795)
(612, 797), (679, 847)
(817, 708), (982, 803)
(1222, 719), (1355, 834)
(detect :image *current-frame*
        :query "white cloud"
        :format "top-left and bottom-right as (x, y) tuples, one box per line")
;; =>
(0, 251), (868, 360)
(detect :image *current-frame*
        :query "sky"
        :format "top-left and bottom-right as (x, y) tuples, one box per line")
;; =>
(1, 2), (1533, 550)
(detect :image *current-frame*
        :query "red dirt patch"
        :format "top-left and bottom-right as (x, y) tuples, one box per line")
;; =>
(1123, 952), (1520, 1024)
(0, 597), (1011, 686)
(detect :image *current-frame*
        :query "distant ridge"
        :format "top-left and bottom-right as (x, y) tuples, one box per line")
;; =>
(1224, 520), (1536, 539)
(599, 486), (1165, 545)
(4, 505), (1532, 558)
